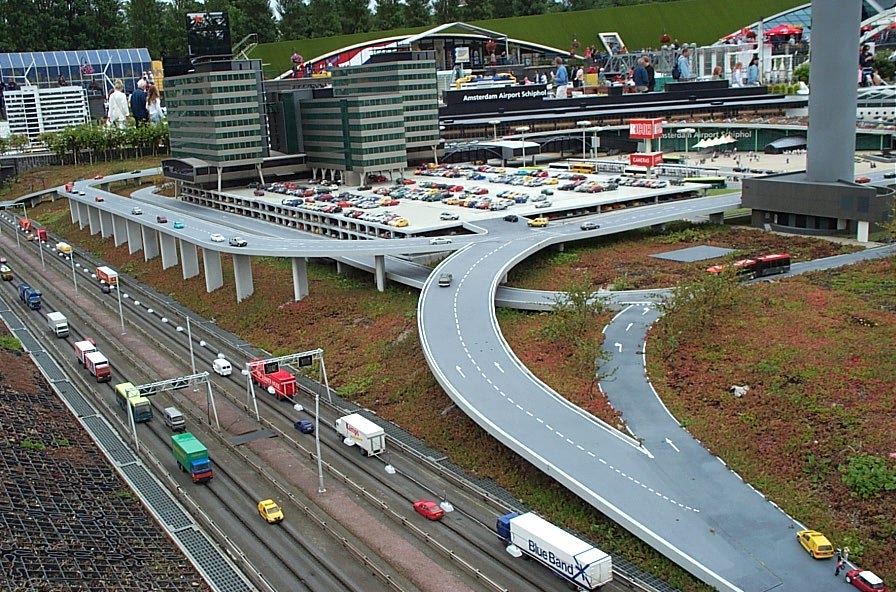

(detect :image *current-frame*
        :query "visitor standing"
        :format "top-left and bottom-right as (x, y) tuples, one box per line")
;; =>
(130, 79), (149, 127)
(676, 48), (692, 81)
(553, 56), (569, 99)
(746, 56), (760, 85)
(107, 79), (129, 128)
(146, 84), (163, 123)
(859, 44), (874, 86)
(645, 57), (656, 92)
(633, 57), (649, 92)
(731, 62), (744, 87)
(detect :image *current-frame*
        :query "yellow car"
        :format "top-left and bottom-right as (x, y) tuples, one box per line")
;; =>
(527, 217), (549, 228)
(796, 529), (834, 559)
(257, 499), (284, 524)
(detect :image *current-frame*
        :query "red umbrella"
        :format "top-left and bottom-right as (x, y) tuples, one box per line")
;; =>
(764, 24), (803, 37)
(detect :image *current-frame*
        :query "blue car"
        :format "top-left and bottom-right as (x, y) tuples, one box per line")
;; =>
(294, 419), (315, 434)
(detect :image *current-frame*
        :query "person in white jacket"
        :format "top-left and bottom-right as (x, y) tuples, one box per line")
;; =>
(730, 62), (744, 87)
(107, 79), (129, 128)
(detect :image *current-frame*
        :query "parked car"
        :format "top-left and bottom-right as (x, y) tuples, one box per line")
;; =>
(429, 237), (452, 245)
(257, 499), (284, 524)
(413, 500), (445, 521)
(357, 185), (372, 191)
(131, 207), (143, 215)
(173, 221), (184, 229)
(156, 215), (167, 223)
(229, 237), (248, 247)
(440, 211), (460, 221)
(845, 569), (887, 592)
(535, 200), (552, 209)
(253, 188), (265, 196)
(210, 233), (225, 242)
(580, 221), (600, 231)
(796, 530), (835, 559)
(503, 214), (519, 222)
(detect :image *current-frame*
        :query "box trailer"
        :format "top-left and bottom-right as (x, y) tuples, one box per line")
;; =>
(335, 413), (386, 456)
(74, 339), (97, 366)
(496, 512), (612, 590)
(172, 432), (213, 483)
(46, 312), (69, 337)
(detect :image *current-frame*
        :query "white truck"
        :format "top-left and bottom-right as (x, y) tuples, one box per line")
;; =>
(496, 512), (613, 590)
(46, 312), (69, 337)
(334, 413), (386, 456)
(74, 340), (97, 366)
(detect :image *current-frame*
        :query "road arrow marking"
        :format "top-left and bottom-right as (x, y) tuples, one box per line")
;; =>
(456, 366), (465, 378)
(494, 362), (504, 373)
(665, 438), (680, 452)
(642, 306), (651, 315)
(625, 322), (633, 332)
(615, 342), (623, 353)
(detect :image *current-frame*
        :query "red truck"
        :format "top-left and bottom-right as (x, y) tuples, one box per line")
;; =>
(249, 359), (297, 399)
(84, 351), (112, 383)
(18, 218), (32, 233)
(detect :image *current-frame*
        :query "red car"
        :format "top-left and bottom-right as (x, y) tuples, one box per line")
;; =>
(93, 174), (104, 180)
(94, 196), (104, 202)
(855, 176), (871, 184)
(846, 570), (887, 592)
(413, 500), (444, 521)
(253, 188), (265, 196)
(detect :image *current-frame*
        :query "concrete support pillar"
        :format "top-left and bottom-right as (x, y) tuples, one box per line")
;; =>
(159, 233), (179, 270)
(374, 255), (386, 292)
(805, 0), (861, 183)
(203, 249), (224, 293)
(709, 212), (724, 225)
(69, 200), (78, 224)
(500, 273), (508, 284)
(555, 242), (564, 252)
(233, 254), (254, 302)
(180, 239), (199, 279)
(336, 260), (344, 275)
(87, 207), (100, 234)
(856, 220), (870, 243)
(126, 220), (144, 254)
(291, 257), (309, 301)
(142, 227), (160, 261)
(99, 210), (114, 239)
(112, 215), (127, 247)
(76, 202), (88, 228)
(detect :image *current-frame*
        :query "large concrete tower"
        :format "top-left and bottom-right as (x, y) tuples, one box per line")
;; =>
(805, 0), (862, 183)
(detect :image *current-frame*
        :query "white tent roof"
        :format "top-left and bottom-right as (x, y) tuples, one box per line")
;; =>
(692, 134), (737, 149)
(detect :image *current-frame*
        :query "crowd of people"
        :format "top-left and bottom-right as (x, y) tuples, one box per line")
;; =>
(106, 71), (162, 128)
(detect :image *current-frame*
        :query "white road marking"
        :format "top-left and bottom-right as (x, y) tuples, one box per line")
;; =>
(665, 438), (680, 452)
(455, 366), (465, 378)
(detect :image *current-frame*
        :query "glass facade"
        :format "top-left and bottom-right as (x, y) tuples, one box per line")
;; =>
(0, 49), (151, 94)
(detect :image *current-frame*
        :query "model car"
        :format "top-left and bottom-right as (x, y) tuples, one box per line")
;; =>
(845, 569), (887, 592)
(156, 215), (167, 223)
(209, 233), (225, 242)
(131, 170), (141, 175)
(413, 500), (444, 521)
(93, 174), (104, 180)
(78, 191), (86, 196)
(257, 499), (284, 524)
(796, 529), (835, 559)
(94, 196), (104, 202)
(131, 207), (143, 215)
(438, 273), (453, 287)
(229, 237), (248, 247)
(855, 176), (871, 184)
(357, 185), (372, 191)
(173, 221), (184, 229)
(429, 237), (452, 245)
(580, 221), (600, 231)
(503, 214), (518, 222)
(253, 188), (265, 196)
(535, 200), (552, 208)
(294, 419), (315, 434)
(883, 172), (896, 179)
(527, 217), (549, 227)
(439, 212), (460, 221)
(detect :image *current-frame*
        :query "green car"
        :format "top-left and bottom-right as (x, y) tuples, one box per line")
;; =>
(541, 188), (554, 195)
(173, 221), (184, 229)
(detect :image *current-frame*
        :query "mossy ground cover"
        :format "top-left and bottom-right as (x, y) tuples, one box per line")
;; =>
(22, 160), (893, 589)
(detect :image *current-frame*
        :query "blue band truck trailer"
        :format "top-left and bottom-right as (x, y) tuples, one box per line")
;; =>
(496, 512), (613, 589)
(172, 432), (213, 483)
(18, 283), (42, 309)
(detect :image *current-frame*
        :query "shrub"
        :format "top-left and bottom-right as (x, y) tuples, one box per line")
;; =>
(841, 453), (896, 500)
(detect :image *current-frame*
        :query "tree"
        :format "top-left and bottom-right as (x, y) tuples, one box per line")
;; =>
(335, 0), (371, 35)
(278, 0), (312, 41)
(157, 0), (205, 58)
(432, 0), (460, 24)
(403, 0), (431, 27)
(492, 0), (548, 19)
(306, 0), (340, 38)
(372, 0), (404, 32)
(231, 0), (279, 43)
(461, 0), (494, 22)
(128, 0), (164, 57)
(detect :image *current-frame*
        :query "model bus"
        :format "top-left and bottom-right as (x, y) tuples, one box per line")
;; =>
(682, 176), (728, 189)
(706, 253), (791, 279)
(115, 381), (153, 423)
(662, 154), (685, 164)
(571, 163), (596, 174)
(623, 165), (649, 177)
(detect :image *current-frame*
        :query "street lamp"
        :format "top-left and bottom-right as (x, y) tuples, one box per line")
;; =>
(489, 119), (501, 140)
(577, 120), (591, 160)
(680, 128), (696, 155)
(515, 126), (530, 167)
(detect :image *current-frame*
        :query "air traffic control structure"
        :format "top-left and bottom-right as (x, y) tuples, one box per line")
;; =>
(742, 0), (894, 242)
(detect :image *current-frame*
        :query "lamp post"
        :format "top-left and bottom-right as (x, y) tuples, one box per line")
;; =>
(680, 127), (696, 155)
(577, 120), (591, 160)
(515, 126), (530, 167)
(489, 119), (501, 140)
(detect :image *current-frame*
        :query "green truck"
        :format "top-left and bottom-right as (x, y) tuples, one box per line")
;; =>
(171, 432), (213, 483)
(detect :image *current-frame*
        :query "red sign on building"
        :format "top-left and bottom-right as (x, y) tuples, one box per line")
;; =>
(628, 118), (664, 139)
(630, 152), (664, 167)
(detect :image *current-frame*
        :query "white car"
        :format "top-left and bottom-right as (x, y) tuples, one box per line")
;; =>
(210, 233), (225, 242)
(439, 212), (460, 221)
(429, 237), (452, 245)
